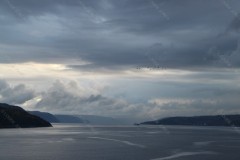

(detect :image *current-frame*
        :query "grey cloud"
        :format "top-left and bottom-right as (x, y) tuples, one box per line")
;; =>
(1, 0), (240, 122)
(147, 88), (240, 119)
(0, 79), (35, 104)
(0, 78), (237, 121)
(227, 13), (240, 32)
(35, 81), (134, 117)
(31, 79), (240, 121)
(0, 0), (240, 70)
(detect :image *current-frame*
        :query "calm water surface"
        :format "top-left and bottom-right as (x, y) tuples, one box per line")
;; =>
(0, 124), (240, 160)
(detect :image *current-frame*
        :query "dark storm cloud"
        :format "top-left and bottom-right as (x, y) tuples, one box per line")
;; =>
(227, 13), (240, 32)
(0, 0), (240, 69)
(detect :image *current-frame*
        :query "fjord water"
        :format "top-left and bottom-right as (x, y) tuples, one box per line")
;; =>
(0, 124), (240, 160)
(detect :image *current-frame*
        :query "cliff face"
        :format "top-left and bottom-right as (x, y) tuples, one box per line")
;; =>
(0, 103), (52, 128)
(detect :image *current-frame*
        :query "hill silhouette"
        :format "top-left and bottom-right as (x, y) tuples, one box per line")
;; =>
(141, 115), (240, 127)
(0, 103), (52, 128)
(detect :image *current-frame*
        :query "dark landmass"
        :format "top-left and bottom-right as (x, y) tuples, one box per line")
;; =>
(140, 115), (240, 127)
(54, 115), (84, 123)
(0, 103), (52, 128)
(28, 111), (59, 123)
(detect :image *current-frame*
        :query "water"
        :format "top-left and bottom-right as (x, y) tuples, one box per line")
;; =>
(0, 124), (240, 160)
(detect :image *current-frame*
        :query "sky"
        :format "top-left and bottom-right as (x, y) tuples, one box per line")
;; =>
(0, 0), (240, 122)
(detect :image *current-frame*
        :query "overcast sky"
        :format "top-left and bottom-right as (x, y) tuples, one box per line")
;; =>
(0, 0), (240, 122)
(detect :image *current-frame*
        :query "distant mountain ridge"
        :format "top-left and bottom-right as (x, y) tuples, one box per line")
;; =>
(0, 103), (52, 128)
(28, 111), (126, 125)
(28, 111), (59, 123)
(140, 115), (240, 127)
(54, 115), (83, 123)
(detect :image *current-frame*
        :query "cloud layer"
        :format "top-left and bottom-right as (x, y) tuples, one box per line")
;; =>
(1, 79), (240, 122)
(0, 0), (240, 70)
(0, 0), (240, 121)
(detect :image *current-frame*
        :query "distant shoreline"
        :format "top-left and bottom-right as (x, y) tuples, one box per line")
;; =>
(140, 115), (240, 127)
